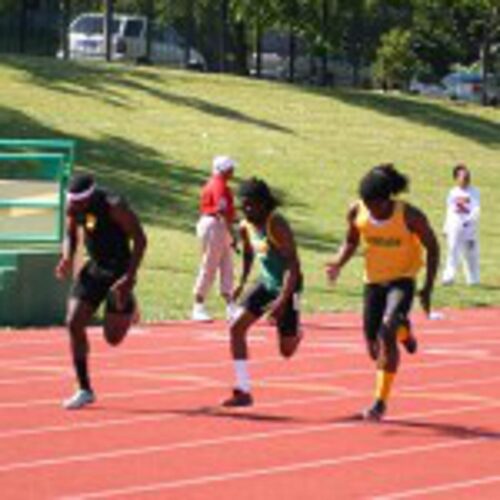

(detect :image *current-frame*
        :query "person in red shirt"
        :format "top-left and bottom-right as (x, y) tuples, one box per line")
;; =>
(192, 156), (237, 321)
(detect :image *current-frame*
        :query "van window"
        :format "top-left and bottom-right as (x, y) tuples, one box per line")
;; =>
(72, 16), (120, 35)
(124, 20), (144, 38)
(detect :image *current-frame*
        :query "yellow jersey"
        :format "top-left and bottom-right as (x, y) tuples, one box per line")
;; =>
(355, 200), (423, 284)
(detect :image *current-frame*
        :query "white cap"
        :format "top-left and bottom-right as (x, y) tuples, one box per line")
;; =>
(212, 155), (235, 175)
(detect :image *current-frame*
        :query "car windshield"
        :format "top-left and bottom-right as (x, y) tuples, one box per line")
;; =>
(124, 20), (144, 37)
(71, 16), (120, 35)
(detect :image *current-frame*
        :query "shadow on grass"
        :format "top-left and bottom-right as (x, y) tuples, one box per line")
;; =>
(302, 87), (500, 149)
(1, 55), (293, 135)
(0, 104), (203, 232)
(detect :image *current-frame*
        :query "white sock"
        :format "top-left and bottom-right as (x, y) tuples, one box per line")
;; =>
(234, 359), (250, 393)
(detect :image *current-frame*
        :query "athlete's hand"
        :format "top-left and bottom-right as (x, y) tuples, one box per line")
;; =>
(55, 257), (72, 280)
(112, 275), (135, 310)
(326, 261), (342, 284)
(418, 286), (432, 316)
(268, 298), (286, 324)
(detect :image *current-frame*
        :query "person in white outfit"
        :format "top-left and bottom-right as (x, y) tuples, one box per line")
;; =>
(442, 164), (480, 285)
(192, 156), (237, 321)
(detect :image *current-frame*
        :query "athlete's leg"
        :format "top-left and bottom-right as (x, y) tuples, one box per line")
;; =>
(63, 262), (109, 409)
(363, 284), (385, 361)
(103, 292), (136, 346)
(223, 283), (270, 407)
(278, 291), (303, 358)
(365, 279), (415, 420)
(222, 309), (259, 407)
(66, 297), (96, 391)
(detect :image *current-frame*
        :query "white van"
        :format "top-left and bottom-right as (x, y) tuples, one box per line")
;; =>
(58, 12), (206, 70)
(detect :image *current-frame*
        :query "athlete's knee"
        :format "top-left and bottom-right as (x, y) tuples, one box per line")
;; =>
(229, 317), (248, 339)
(104, 328), (127, 346)
(380, 315), (401, 343)
(67, 314), (86, 339)
(279, 338), (299, 358)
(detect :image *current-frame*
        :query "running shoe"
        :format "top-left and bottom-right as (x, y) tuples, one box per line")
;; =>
(63, 389), (95, 410)
(222, 388), (253, 408)
(362, 399), (386, 421)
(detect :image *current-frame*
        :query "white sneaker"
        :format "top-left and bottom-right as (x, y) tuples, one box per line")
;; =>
(63, 389), (95, 410)
(191, 304), (212, 322)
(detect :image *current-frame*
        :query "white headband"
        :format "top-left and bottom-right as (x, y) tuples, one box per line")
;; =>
(67, 183), (96, 203)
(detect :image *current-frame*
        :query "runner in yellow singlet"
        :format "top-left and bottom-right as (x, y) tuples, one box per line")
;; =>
(326, 164), (439, 420)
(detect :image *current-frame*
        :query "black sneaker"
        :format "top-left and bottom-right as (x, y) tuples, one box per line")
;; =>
(362, 399), (387, 421)
(222, 388), (253, 408)
(397, 320), (418, 354)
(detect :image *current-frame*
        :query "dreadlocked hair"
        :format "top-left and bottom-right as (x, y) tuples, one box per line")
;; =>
(238, 177), (280, 211)
(359, 163), (409, 202)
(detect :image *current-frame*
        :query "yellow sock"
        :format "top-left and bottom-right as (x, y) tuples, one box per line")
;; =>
(375, 370), (396, 402)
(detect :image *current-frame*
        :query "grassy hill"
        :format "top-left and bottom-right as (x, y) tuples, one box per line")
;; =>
(1, 55), (499, 320)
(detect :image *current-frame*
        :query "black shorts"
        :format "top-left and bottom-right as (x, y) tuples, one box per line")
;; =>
(363, 278), (415, 342)
(241, 282), (301, 337)
(71, 261), (135, 314)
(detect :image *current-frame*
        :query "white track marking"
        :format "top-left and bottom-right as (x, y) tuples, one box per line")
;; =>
(0, 393), (347, 441)
(1, 370), (499, 441)
(1, 401), (499, 476)
(61, 436), (495, 499)
(373, 475), (500, 499)
(2, 353), (500, 411)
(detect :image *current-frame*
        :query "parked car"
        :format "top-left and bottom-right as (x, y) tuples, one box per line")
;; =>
(57, 12), (206, 70)
(408, 77), (446, 97)
(441, 71), (500, 105)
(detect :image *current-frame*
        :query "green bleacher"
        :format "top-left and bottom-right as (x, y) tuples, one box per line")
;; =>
(0, 139), (75, 327)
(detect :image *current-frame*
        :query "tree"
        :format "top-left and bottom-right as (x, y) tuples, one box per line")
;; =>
(373, 27), (419, 89)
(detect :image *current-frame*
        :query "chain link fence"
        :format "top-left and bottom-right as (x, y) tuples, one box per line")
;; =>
(0, 1), (366, 85)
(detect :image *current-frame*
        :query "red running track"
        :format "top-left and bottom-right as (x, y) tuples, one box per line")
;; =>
(0, 308), (499, 499)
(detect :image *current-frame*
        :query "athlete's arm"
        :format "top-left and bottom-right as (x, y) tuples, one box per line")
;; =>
(267, 214), (301, 320)
(109, 200), (147, 296)
(55, 212), (78, 279)
(233, 223), (254, 301)
(326, 203), (360, 283)
(405, 204), (440, 314)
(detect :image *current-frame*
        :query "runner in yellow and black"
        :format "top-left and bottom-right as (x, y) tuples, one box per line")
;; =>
(326, 164), (439, 421)
(223, 178), (303, 407)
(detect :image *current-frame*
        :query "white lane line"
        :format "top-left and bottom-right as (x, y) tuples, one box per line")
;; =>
(0, 384), (216, 411)
(60, 437), (496, 499)
(2, 401), (499, 477)
(2, 368), (500, 441)
(373, 474), (500, 499)
(0, 393), (346, 441)
(2, 352), (500, 411)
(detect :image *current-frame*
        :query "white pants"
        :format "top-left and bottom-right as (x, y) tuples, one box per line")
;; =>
(193, 215), (233, 300)
(442, 228), (480, 285)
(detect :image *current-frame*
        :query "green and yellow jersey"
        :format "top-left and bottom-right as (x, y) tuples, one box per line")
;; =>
(355, 200), (423, 284)
(242, 213), (288, 293)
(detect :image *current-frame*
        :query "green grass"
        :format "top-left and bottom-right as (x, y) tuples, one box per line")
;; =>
(1, 55), (499, 320)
